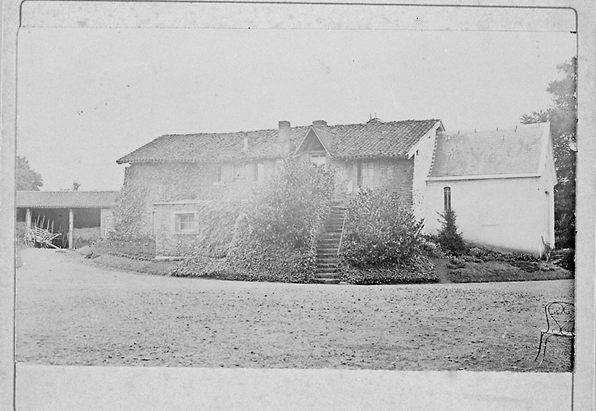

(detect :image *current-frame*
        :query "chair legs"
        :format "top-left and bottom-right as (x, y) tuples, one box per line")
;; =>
(534, 332), (545, 362)
(535, 333), (554, 366)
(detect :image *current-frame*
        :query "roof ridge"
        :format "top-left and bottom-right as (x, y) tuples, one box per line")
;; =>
(157, 119), (440, 137)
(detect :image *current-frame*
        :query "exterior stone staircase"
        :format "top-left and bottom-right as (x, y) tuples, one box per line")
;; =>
(314, 200), (347, 284)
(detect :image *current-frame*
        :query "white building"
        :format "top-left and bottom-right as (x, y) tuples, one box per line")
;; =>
(423, 122), (556, 256)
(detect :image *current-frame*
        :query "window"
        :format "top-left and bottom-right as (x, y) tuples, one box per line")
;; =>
(310, 153), (327, 168)
(443, 187), (451, 211)
(255, 162), (265, 183)
(175, 213), (196, 233)
(233, 163), (243, 180)
(358, 161), (375, 188)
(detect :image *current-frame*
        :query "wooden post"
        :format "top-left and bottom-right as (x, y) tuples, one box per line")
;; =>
(25, 208), (31, 229)
(68, 208), (74, 249)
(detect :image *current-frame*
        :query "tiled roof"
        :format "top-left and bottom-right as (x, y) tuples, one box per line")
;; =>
(16, 191), (119, 208)
(117, 119), (442, 164)
(429, 122), (550, 178)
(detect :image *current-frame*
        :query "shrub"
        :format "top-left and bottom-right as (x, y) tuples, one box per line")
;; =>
(436, 209), (467, 256)
(171, 248), (317, 283)
(242, 158), (334, 250)
(175, 159), (334, 281)
(338, 255), (438, 285)
(92, 236), (156, 260)
(341, 189), (424, 267)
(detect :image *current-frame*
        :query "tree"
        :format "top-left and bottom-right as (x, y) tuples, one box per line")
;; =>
(16, 156), (43, 191)
(436, 209), (467, 256)
(521, 57), (576, 249)
(342, 189), (425, 267)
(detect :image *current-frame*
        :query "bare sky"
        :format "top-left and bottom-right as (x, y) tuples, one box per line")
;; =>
(17, 26), (576, 191)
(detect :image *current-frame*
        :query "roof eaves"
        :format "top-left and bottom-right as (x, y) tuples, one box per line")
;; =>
(406, 120), (443, 158)
(426, 173), (541, 182)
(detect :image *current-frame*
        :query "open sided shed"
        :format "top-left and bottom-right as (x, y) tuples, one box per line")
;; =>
(16, 191), (119, 248)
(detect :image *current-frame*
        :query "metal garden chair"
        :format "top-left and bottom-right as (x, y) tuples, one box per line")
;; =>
(534, 301), (574, 366)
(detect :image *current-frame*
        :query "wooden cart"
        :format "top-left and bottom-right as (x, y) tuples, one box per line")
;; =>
(24, 226), (60, 248)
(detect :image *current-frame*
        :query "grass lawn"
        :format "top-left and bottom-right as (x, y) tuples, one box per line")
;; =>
(16, 249), (573, 372)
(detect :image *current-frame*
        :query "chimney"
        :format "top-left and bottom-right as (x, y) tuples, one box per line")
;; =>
(312, 120), (327, 127)
(278, 120), (291, 156)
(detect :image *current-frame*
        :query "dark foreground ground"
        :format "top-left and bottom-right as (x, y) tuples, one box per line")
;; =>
(16, 249), (573, 372)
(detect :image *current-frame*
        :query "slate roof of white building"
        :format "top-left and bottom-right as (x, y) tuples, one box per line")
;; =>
(429, 122), (551, 178)
(16, 191), (119, 209)
(116, 119), (442, 164)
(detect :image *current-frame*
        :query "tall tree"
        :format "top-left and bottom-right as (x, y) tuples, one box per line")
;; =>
(16, 156), (43, 191)
(521, 57), (576, 249)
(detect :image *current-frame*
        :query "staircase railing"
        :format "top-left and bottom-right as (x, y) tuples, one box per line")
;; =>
(337, 208), (348, 256)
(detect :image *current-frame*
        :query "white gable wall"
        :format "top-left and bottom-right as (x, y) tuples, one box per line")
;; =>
(424, 176), (551, 256)
(411, 123), (442, 222)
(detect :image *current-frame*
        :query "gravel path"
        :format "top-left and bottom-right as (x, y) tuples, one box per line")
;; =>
(16, 249), (573, 371)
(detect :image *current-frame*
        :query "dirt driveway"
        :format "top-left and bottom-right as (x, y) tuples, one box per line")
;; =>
(16, 248), (573, 371)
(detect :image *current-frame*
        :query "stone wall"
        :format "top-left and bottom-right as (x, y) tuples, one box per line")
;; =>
(331, 158), (414, 205)
(153, 200), (240, 258)
(122, 159), (278, 236)
(100, 208), (114, 237)
(121, 156), (413, 238)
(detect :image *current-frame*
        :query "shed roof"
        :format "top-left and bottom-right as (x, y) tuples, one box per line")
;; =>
(429, 122), (551, 179)
(117, 119), (443, 164)
(16, 191), (120, 209)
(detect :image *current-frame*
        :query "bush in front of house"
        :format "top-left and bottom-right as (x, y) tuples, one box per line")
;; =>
(341, 189), (425, 267)
(338, 255), (437, 285)
(173, 158), (334, 282)
(227, 158), (334, 281)
(436, 209), (467, 256)
(92, 236), (156, 260)
(338, 189), (437, 284)
(242, 158), (335, 250)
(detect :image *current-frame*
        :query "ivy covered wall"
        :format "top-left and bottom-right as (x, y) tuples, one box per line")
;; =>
(115, 160), (278, 238)
(154, 200), (241, 258)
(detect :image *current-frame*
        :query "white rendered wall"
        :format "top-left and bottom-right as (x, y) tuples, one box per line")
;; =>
(424, 177), (551, 255)
(412, 128), (439, 222)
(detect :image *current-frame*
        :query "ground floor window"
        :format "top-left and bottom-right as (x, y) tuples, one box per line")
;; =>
(175, 213), (196, 233)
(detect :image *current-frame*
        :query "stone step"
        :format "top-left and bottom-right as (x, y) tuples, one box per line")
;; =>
(316, 261), (337, 270)
(316, 256), (338, 261)
(317, 244), (339, 249)
(316, 252), (338, 257)
(315, 269), (337, 277)
(314, 278), (341, 284)
(316, 261), (338, 267)
(314, 272), (338, 278)
(315, 261), (338, 267)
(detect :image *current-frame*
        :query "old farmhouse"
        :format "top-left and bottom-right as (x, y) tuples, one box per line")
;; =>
(116, 118), (555, 258)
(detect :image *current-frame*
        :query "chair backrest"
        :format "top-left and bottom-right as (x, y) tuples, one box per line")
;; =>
(544, 301), (575, 335)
